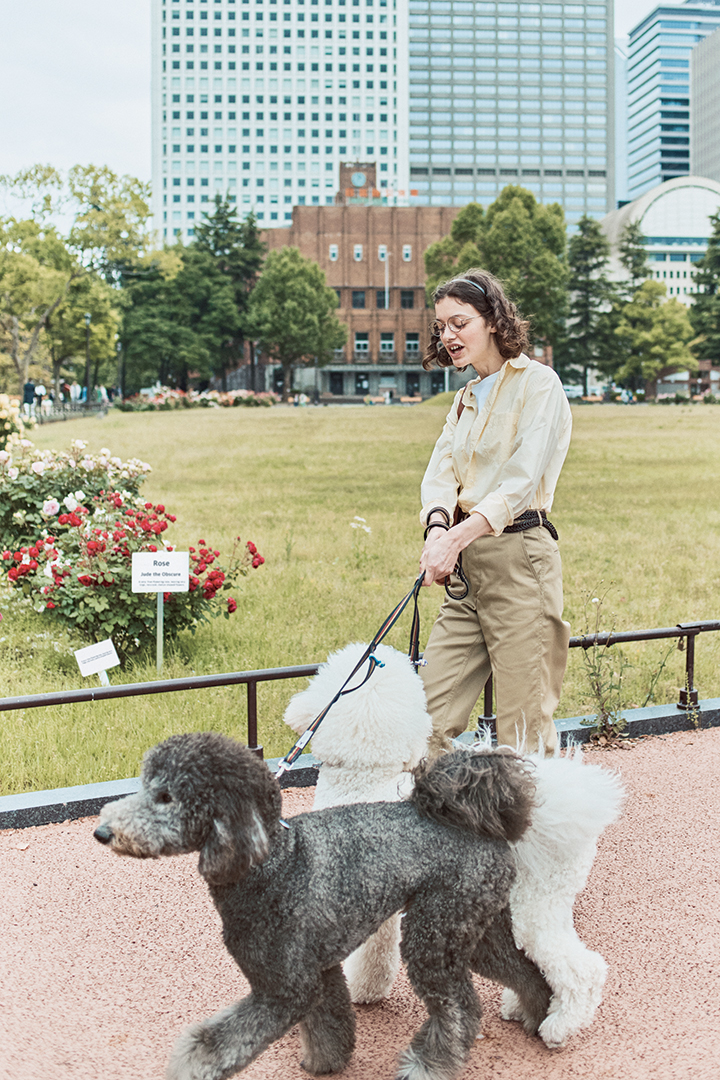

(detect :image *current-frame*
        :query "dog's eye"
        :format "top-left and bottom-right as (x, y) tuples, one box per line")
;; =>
(156, 790), (173, 804)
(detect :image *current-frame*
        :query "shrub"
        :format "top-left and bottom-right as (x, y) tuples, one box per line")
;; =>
(117, 387), (280, 411)
(0, 395), (32, 450)
(0, 493), (265, 661)
(0, 438), (151, 548)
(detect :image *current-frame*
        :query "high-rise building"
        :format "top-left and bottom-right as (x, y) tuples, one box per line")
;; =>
(151, 0), (405, 242)
(152, 0), (617, 239)
(406, 0), (615, 223)
(626, 1), (720, 203)
(614, 36), (628, 204)
(690, 26), (720, 183)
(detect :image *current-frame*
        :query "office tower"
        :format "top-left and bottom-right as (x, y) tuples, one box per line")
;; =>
(152, 0), (403, 241)
(406, 0), (615, 224)
(614, 36), (628, 203)
(690, 26), (720, 182)
(627, 1), (720, 202)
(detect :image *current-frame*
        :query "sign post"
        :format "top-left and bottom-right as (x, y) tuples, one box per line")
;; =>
(132, 551), (190, 670)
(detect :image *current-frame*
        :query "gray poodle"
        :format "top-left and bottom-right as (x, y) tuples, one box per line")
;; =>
(94, 733), (551, 1080)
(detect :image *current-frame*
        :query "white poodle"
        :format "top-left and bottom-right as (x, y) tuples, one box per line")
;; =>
(283, 642), (433, 1004)
(284, 641), (625, 1047)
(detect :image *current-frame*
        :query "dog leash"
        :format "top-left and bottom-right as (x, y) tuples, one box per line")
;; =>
(275, 571), (426, 777)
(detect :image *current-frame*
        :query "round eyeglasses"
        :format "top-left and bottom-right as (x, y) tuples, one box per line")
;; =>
(431, 315), (483, 338)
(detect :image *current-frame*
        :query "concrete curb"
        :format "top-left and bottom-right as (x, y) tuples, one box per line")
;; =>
(2, 700), (719, 831)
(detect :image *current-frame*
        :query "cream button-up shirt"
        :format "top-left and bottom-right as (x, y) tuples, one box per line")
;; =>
(420, 354), (572, 537)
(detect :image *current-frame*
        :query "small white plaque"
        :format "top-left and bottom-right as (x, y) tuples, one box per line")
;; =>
(132, 551), (189, 593)
(75, 639), (121, 678)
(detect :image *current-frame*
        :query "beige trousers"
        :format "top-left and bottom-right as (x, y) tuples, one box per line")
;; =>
(420, 526), (570, 757)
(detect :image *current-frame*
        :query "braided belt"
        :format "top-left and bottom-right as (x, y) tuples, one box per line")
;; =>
(504, 509), (559, 541)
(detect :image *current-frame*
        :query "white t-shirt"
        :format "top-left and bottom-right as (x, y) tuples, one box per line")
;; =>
(471, 370), (500, 412)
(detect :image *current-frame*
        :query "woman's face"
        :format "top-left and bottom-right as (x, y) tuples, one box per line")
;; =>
(434, 296), (501, 377)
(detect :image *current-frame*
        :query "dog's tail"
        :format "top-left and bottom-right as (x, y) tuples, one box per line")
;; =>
(410, 748), (535, 844)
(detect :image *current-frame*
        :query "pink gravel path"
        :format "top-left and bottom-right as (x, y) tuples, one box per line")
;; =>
(1, 728), (719, 1080)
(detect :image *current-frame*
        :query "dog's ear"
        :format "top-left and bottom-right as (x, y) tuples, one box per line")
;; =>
(198, 806), (270, 886)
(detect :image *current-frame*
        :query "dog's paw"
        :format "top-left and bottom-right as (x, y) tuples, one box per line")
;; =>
(166, 1022), (219, 1080)
(538, 1011), (572, 1049)
(499, 988), (525, 1023)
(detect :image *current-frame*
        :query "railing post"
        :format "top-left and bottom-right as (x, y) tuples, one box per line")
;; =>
(246, 680), (264, 758)
(476, 674), (496, 737)
(678, 632), (699, 710)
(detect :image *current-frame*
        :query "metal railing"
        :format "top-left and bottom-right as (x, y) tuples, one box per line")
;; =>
(0, 620), (718, 758)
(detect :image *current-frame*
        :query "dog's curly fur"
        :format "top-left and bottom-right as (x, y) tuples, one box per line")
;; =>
(285, 645), (626, 1048)
(284, 642), (434, 1003)
(95, 732), (551, 1080)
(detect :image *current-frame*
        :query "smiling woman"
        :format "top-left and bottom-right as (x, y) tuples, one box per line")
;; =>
(419, 269), (573, 759)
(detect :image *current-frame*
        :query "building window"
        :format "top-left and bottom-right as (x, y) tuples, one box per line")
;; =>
(400, 290), (415, 309)
(402, 244), (412, 262)
(329, 243), (339, 261)
(352, 290), (366, 309)
(406, 372), (420, 396)
(355, 372), (370, 394)
(431, 371), (445, 396)
(353, 243), (363, 261)
(354, 331), (369, 352)
(405, 332), (420, 355)
(380, 332), (394, 353)
(376, 289), (389, 309)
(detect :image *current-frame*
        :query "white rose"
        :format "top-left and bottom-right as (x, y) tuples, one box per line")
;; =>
(42, 499), (60, 516)
(8, 467), (19, 480)
(31, 461), (45, 476)
(63, 495), (78, 511)
(0, 450), (9, 464)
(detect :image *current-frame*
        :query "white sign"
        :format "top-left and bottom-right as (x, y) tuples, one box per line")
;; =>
(75, 639), (121, 678)
(132, 551), (189, 593)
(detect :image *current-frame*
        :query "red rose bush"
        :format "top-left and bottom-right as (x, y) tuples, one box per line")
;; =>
(1, 491), (264, 661)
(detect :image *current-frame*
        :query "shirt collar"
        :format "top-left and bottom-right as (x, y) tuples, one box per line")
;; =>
(461, 353), (530, 403)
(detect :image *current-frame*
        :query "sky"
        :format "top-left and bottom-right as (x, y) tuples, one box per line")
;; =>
(0, 0), (679, 191)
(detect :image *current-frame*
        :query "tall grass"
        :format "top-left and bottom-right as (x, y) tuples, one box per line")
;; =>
(3, 402), (720, 794)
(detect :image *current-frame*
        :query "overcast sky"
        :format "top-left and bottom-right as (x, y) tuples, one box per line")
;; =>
(0, 0), (673, 190)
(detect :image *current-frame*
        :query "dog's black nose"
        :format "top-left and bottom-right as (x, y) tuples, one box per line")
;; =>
(94, 824), (114, 844)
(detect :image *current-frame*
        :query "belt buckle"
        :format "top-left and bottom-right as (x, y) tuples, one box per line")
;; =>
(536, 509), (542, 528)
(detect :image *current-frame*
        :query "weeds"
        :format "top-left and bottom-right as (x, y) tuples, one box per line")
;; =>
(579, 587), (629, 742)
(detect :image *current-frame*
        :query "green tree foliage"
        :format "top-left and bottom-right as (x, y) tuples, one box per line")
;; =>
(244, 247), (346, 396)
(192, 198), (266, 387)
(0, 164), (152, 394)
(613, 280), (696, 394)
(121, 246), (242, 393)
(553, 214), (616, 392)
(617, 219), (651, 299)
(689, 210), (720, 366)
(44, 275), (120, 401)
(424, 186), (568, 345)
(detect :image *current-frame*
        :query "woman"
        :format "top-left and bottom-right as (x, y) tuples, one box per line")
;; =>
(419, 270), (572, 757)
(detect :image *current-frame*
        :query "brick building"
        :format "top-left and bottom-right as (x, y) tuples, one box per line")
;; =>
(261, 202), (465, 399)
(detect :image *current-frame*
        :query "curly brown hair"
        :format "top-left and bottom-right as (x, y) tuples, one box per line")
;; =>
(422, 269), (531, 370)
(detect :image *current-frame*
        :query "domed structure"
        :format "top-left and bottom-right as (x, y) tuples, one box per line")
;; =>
(601, 175), (720, 305)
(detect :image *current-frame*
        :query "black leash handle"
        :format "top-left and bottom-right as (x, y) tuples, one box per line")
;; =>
(276, 572), (425, 777)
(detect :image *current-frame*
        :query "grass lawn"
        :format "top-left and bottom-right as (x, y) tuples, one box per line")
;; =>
(3, 400), (720, 794)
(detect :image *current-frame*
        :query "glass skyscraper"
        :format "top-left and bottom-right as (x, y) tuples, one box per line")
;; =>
(627, 1), (720, 202)
(406, 1), (614, 223)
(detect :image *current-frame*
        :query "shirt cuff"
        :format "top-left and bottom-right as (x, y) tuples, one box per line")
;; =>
(468, 494), (514, 537)
(420, 503), (455, 528)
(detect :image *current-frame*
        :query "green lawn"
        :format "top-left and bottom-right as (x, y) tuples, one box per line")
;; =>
(3, 401), (720, 794)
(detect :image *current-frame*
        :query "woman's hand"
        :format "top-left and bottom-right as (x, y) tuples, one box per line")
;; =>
(420, 512), (492, 586)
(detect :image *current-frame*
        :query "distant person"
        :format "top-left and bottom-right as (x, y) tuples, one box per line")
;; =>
(34, 383), (46, 414)
(22, 380), (35, 417)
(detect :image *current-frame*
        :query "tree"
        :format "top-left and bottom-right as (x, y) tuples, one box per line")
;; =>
(617, 219), (651, 300)
(0, 218), (83, 391)
(244, 247), (346, 396)
(613, 280), (696, 396)
(689, 209), (720, 367)
(193, 199), (266, 388)
(121, 245), (242, 394)
(423, 187), (568, 348)
(553, 215), (616, 392)
(44, 274), (121, 400)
